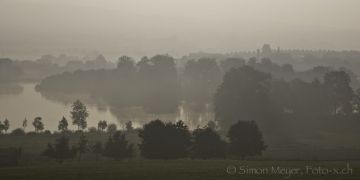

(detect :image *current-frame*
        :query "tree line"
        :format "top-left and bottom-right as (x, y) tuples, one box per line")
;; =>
(42, 119), (266, 163)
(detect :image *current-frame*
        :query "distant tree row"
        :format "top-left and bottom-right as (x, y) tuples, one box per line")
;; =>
(214, 65), (360, 143)
(36, 54), (360, 116)
(43, 119), (266, 163)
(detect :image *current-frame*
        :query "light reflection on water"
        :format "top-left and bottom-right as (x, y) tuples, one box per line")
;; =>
(0, 83), (214, 132)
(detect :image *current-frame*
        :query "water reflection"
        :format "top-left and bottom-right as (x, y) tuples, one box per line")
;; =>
(38, 86), (215, 129)
(0, 83), (214, 132)
(0, 83), (117, 131)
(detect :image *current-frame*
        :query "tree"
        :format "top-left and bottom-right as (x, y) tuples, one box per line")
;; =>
(214, 66), (276, 129)
(91, 141), (103, 161)
(139, 120), (191, 159)
(0, 121), (5, 134)
(125, 121), (134, 131)
(32, 117), (44, 133)
(3, 119), (9, 133)
(58, 116), (68, 132)
(22, 118), (27, 131)
(42, 135), (77, 163)
(191, 127), (227, 159)
(103, 131), (134, 160)
(107, 123), (117, 135)
(11, 128), (25, 136)
(227, 121), (267, 159)
(97, 120), (107, 132)
(183, 58), (222, 106)
(70, 100), (89, 130)
(220, 57), (246, 72)
(324, 71), (355, 115)
(77, 133), (88, 161)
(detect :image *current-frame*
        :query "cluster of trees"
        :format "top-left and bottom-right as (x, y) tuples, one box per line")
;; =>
(0, 119), (10, 133)
(36, 55), (179, 114)
(42, 119), (266, 163)
(0, 100), (133, 136)
(214, 65), (360, 143)
(36, 54), (360, 118)
(0, 54), (116, 83)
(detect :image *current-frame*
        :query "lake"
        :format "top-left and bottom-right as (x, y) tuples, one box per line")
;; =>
(0, 83), (213, 132)
(0, 83), (118, 132)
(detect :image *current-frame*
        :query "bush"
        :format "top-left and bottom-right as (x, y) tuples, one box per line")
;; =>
(88, 127), (98, 133)
(227, 120), (267, 159)
(191, 127), (227, 159)
(43, 130), (52, 135)
(10, 128), (25, 136)
(139, 119), (191, 159)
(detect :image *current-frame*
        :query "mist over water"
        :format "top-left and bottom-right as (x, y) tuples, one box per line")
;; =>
(0, 83), (118, 131)
(0, 83), (212, 131)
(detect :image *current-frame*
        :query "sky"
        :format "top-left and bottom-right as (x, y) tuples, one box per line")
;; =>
(1, 0), (360, 60)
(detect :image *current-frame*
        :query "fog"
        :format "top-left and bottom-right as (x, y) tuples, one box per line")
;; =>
(1, 0), (360, 59)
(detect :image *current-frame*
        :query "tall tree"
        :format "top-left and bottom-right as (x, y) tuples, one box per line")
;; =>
(58, 116), (69, 132)
(227, 121), (267, 159)
(107, 123), (117, 135)
(214, 66), (276, 129)
(324, 71), (355, 115)
(0, 121), (5, 134)
(183, 58), (222, 106)
(125, 121), (134, 131)
(3, 119), (10, 133)
(22, 118), (27, 131)
(70, 100), (89, 130)
(32, 117), (44, 133)
(97, 120), (107, 132)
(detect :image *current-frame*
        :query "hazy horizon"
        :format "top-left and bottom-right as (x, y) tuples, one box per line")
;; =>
(1, 0), (360, 60)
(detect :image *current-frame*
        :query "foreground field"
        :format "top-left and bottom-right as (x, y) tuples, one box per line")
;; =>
(0, 160), (359, 180)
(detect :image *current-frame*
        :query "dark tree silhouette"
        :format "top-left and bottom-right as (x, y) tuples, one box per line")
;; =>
(125, 121), (134, 131)
(183, 58), (222, 106)
(324, 71), (355, 115)
(97, 120), (107, 132)
(0, 121), (5, 134)
(42, 135), (77, 163)
(227, 120), (267, 159)
(139, 120), (191, 159)
(70, 100), (89, 130)
(32, 117), (44, 133)
(3, 119), (9, 133)
(22, 118), (27, 131)
(58, 116), (68, 132)
(11, 128), (25, 136)
(191, 127), (226, 159)
(214, 66), (277, 129)
(107, 123), (117, 135)
(103, 131), (134, 160)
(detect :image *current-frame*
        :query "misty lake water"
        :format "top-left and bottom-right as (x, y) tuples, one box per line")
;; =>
(0, 83), (213, 132)
(0, 83), (118, 132)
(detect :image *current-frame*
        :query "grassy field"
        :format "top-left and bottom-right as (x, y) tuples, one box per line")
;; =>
(1, 133), (360, 179)
(0, 160), (359, 180)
